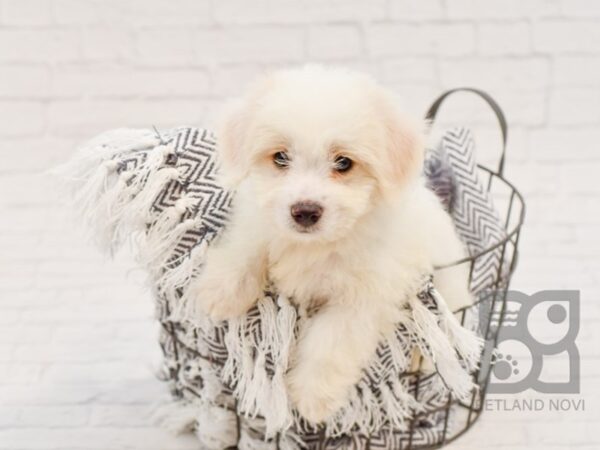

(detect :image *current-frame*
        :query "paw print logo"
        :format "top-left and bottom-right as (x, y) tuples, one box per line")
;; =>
(492, 353), (520, 380)
(479, 290), (580, 394)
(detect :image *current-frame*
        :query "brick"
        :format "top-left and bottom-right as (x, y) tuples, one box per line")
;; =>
(16, 406), (90, 427)
(381, 57), (437, 84)
(367, 23), (475, 57)
(44, 362), (150, 384)
(548, 88), (600, 125)
(15, 340), (154, 363)
(52, 64), (211, 98)
(47, 99), (219, 138)
(0, 325), (53, 344)
(307, 25), (362, 60)
(211, 64), (266, 97)
(20, 302), (151, 324)
(194, 27), (305, 63)
(0, 173), (55, 206)
(82, 28), (134, 61)
(532, 422), (597, 446)
(213, 0), (387, 25)
(530, 129), (600, 161)
(507, 161), (561, 195)
(440, 58), (550, 91)
(0, 362), (42, 385)
(53, 0), (129, 25)
(0, 407), (19, 427)
(0, 65), (50, 98)
(559, 0), (600, 17)
(304, 0), (387, 22)
(477, 22), (532, 56)
(559, 162), (600, 193)
(529, 196), (600, 225)
(129, 0), (211, 26)
(0, 261), (37, 292)
(94, 379), (168, 404)
(0, 207), (67, 234)
(123, 67), (212, 98)
(0, 30), (80, 63)
(53, 324), (133, 344)
(389, 84), (441, 117)
(327, 61), (381, 78)
(0, 101), (45, 137)
(533, 20), (600, 53)
(446, 0), (561, 19)
(136, 28), (195, 66)
(0, 344), (14, 362)
(554, 56), (600, 86)
(0, 428), (199, 450)
(90, 405), (154, 426)
(2, 0), (52, 25)
(0, 137), (76, 171)
(389, 0), (444, 19)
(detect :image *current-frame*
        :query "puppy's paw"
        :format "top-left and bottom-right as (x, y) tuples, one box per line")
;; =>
(287, 364), (348, 424)
(193, 268), (262, 321)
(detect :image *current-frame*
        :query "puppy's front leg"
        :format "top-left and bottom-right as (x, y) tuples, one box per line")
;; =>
(190, 202), (269, 321)
(287, 301), (392, 423)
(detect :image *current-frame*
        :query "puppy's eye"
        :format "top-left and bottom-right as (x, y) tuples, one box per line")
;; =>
(273, 151), (290, 169)
(334, 156), (353, 173)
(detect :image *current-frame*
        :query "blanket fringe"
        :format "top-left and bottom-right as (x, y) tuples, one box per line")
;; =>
(222, 295), (297, 438)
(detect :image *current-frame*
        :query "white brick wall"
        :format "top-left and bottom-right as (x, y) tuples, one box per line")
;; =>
(0, 1), (599, 449)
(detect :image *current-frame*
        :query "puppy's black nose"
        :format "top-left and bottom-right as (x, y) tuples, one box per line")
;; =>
(290, 202), (323, 227)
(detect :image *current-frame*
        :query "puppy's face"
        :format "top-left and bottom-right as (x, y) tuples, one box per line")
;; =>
(218, 66), (424, 242)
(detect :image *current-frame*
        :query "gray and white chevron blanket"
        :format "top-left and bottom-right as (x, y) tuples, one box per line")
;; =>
(61, 126), (505, 450)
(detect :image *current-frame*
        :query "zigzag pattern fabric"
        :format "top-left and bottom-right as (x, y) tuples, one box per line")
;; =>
(62, 126), (503, 450)
(439, 127), (507, 294)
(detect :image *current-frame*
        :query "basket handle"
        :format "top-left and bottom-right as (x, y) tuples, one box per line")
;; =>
(425, 87), (508, 176)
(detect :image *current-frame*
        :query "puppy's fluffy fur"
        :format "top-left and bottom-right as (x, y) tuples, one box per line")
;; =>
(191, 66), (472, 423)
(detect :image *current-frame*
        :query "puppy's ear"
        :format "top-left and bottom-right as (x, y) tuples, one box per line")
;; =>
(217, 99), (252, 188)
(379, 96), (425, 192)
(217, 75), (274, 188)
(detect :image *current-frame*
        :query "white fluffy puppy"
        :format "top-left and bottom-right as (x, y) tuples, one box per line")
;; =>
(191, 66), (472, 423)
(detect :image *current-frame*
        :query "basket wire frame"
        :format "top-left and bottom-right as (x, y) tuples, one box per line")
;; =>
(157, 88), (525, 449)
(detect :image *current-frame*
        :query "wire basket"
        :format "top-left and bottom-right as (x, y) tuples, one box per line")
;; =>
(144, 89), (525, 449)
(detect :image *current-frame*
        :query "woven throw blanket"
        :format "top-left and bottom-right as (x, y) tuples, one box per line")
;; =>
(60, 126), (503, 450)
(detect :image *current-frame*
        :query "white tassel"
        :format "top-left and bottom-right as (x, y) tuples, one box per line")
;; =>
(380, 382), (410, 430)
(121, 166), (180, 225)
(263, 297), (296, 436)
(384, 332), (411, 373)
(161, 240), (209, 305)
(429, 288), (483, 372)
(141, 217), (198, 276)
(279, 429), (304, 450)
(407, 297), (476, 400)
(195, 403), (239, 450)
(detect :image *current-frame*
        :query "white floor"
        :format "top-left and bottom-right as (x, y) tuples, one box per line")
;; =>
(0, 171), (598, 450)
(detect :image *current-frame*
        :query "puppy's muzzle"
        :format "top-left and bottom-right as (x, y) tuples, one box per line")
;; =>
(290, 202), (323, 228)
